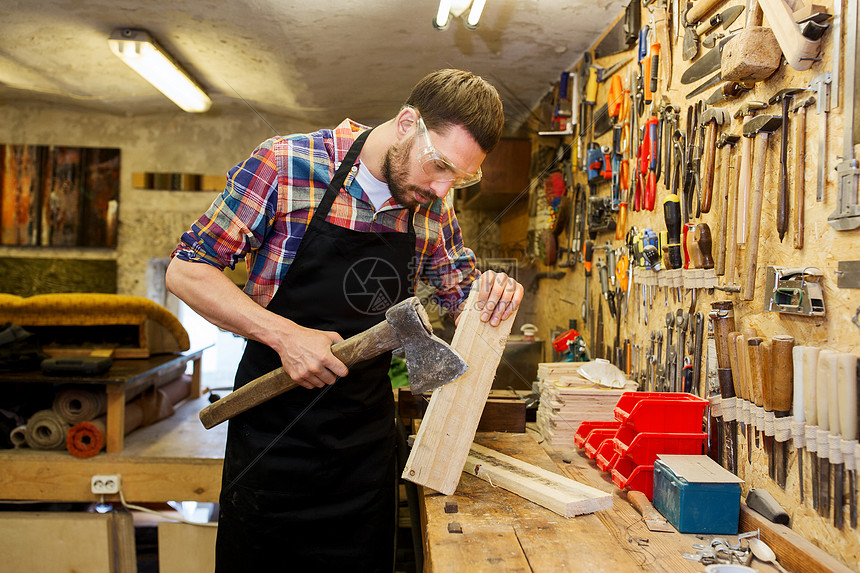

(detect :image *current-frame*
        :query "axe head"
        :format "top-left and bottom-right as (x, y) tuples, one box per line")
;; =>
(385, 297), (468, 394)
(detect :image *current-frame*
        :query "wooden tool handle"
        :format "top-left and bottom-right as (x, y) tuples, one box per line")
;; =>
(816, 350), (837, 432)
(802, 346), (820, 425)
(792, 346), (806, 424)
(771, 335), (795, 413)
(710, 301), (736, 369)
(629, 490), (663, 521)
(825, 350), (841, 436)
(761, 340), (774, 411)
(701, 124), (718, 213)
(199, 320), (400, 429)
(747, 0), (763, 28)
(741, 328), (757, 405)
(728, 332), (743, 398)
(687, 0), (724, 26)
(695, 224), (714, 269)
(736, 133), (753, 247)
(686, 227), (704, 268)
(837, 354), (859, 441)
(715, 146), (732, 275)
(742, 133), (770, 301)
(747, 337), (766, 408)
(793, 107), (806, 249)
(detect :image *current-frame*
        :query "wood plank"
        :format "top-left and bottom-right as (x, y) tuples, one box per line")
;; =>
(0, 512), (115, 573)
(463, 442), (612, 517)
(739, 505), (855, 573)
(158, 522), (217, 573)
(424, 523), (532, 573)
(398, 388), (526, 432)
(403, 282), (518, 494)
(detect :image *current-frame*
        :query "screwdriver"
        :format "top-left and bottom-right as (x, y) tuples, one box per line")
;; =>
(582, 240), (595, 327)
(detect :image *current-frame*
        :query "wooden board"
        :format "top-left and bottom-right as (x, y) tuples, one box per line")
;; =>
(0, 512), (115, 573)
(463, 442), (612, 517)
(402, 283), (518, 494)
(158, 522), (217, 573)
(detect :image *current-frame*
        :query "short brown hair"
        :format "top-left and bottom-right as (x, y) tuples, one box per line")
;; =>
(405, 69), (504, 153)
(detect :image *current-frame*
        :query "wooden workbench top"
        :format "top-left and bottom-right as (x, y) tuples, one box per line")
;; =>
(0, 395), (226, 503)
(421, 431), (783, 573)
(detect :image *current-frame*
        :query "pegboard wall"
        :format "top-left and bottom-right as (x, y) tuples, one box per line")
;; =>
(521, 0), (860, 567)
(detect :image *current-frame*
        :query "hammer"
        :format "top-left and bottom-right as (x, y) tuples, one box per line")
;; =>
(768, 88), (807, 242)
(198, 297), (469, 429)
(699, 106), (730, 213)
(741, 114), (783, 301)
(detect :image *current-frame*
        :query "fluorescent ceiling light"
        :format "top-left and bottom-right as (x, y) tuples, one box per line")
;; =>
(434, 0), (485, 30)
(108, 28), (212, 113)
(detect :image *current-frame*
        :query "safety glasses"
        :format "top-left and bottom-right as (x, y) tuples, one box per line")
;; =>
(414, 113), (482, 189)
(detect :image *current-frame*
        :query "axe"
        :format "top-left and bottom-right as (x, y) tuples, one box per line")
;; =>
(199, 297), (468, 429)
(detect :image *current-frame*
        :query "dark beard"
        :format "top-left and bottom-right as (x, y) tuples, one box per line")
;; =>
(381, 138), (433, 209)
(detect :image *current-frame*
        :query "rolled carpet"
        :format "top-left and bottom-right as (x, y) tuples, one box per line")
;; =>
(66, 401), (145, 458)
(10, 424), (27, 448)
(53, 387), (107, 424)
(24, 409), (70, 450)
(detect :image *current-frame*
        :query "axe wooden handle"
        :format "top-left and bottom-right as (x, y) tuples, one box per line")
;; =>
(199, 320), (400, 429)
(715, 145), (731, 275)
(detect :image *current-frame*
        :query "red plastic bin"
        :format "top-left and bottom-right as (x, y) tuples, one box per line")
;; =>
(583, 428), (618, 459)
(611, 455), (656, 500)
(614, 392), (708, 433)
(595, 438), (620, 471)
(574, 420), (621, 449)
(612, 426), (708, 466)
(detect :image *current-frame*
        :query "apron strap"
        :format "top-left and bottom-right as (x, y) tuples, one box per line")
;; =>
(313, 129), (372, 223)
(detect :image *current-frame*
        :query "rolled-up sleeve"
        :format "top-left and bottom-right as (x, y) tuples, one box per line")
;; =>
(171, 140), (279, 270)
(422, 205), (480, 314)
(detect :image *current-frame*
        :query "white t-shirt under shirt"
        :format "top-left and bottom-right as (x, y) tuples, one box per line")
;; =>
(355, 163), (392, 212)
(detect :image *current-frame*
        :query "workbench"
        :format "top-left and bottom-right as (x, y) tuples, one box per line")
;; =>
(420, 430), (841, 573)
(1, 349), (205, 453)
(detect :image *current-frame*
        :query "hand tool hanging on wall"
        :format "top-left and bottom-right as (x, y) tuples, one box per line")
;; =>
(680, 32), (740, 85)
(710, 301), (738, 474)
(829, 0), (860, 231)
(714, 133), (739, 277)
(698, 107), (730, 213)
(740, 327), (758, 463)
(792, 346), (807, 503)
(664, 312), (675, 392)
(771, 336), (795, 490)
(675, 309), (687, 393)
(682, 103), (701, 221)
(758, 0), (824, 71)
(835, 353), (859, 529)
(829, 352), (853, 529)
(696, 5), (745, 43)
(748, 338), (773, 479)
(741, 114), (783, 302)
(817, 350), (839, 519)
(803, 346), (822, 511)
(690, 311), (704, 395)
(768, 88), (806, 242)
(558, 164), (578, 269)
(721, 0), (782, 83)
(582, 240), (594, 328)
(706, 81), (753, 106)
(808, 73), (831, 203)
(731, 102), (767, 259)
(651, 1), (673, 88)
(791, 95), (815, 249)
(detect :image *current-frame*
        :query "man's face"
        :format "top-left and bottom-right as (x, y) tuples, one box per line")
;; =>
(382, 115), (486, 209)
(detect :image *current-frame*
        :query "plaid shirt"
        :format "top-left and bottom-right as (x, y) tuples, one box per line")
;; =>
(172, 119), (478, 313)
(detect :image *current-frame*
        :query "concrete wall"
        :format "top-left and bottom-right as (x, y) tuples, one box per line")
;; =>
(0, 102), (315, 298)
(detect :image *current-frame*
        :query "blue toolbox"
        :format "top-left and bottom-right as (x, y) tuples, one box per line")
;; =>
(652, 455), (744, 534)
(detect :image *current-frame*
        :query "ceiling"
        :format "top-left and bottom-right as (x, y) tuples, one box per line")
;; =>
(1, 0), (626, 134)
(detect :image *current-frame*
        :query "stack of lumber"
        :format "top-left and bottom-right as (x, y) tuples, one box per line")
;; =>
(536, 362), (634, 450)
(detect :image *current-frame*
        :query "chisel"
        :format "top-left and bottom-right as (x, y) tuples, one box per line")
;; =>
(817, 350), (839, 519)
(836, 353), (858, 529)
(727, 331), (746, 473)
(771, 336), (794, 490)
(803, 346), (822, 510)
(791, 345), (806, 503)
(748, 338), (772, 479)
(709, 301), (738, 473)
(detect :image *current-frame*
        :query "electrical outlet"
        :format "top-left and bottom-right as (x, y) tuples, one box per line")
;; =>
(91, 474), (121, 495)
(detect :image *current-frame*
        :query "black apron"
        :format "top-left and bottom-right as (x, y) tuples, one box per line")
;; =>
(215, 130), (416, 572)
